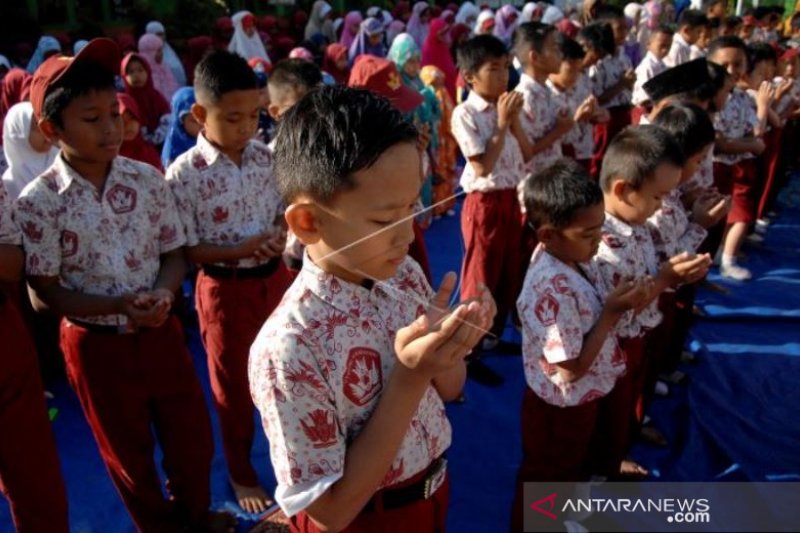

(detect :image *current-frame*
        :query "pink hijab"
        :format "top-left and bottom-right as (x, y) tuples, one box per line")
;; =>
(493, 5), (519, 45)
(339, 11), (363, 49)
(421, 17), (457, 100)
(138, 34), (179, 101)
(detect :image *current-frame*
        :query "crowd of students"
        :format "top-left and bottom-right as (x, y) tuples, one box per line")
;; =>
(1, 1), (799, 532)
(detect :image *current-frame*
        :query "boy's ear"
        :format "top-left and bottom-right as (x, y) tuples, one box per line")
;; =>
(191, 102), (207, 126)
(536, 224), (555, 245)
(611, 178), (630, 200)
(462, 70), (475, 86)
(285, 200), (322, 246)
(267, 103), (282, 122)
(37, 118), (60, 143)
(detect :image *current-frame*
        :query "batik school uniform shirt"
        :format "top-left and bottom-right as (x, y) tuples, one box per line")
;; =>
(664, 32), (691, 68)
(515, 73), (564, 174)
(713, 88), (760, 166)
(0, 180), (20, 246)
(518, 246), (626, 407)
(166, 134), (284, 269)
(632, 51), (667, 106)
(249, 255), (452, 516)
(684, 148), (715, 191)
(591, 213), (662, 339)
(647, 188), (707, 264)
(549, 75), (595, 161)
(451, 90), (526, 193)
(14, 156), (185, 327)
(588, 52), (631, 109)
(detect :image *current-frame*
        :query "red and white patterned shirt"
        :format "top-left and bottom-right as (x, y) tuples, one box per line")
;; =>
(664, 32), (691, 68)
(166, 134), (284, 268)
(684, 148), (715, 191)
(549, 75), (595, 161)
(518, 246), (626, 407)
(633, 51), (667, 106)
(589, 50), (632, 109)
(515, 73), (564, 174)
(0, 180), (20, 246)
(451, 90), (526, 193)
(647, 189), (707, 264)
(14, 156), (185, 326)
(591, 212), (662, 339)
(713, 88), (759, 166)
(249, 255), (451, 516)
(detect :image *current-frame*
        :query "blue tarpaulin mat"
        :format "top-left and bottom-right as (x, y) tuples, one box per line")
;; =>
(2, 179), (799, 532)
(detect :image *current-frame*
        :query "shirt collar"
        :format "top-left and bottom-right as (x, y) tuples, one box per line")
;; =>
(195, 133), (257, 167)
(299, 250), (387, 316)
(674, 33), (689, 47)
(466, 90), (494, 112)
(53, 153), (128, 195)
(603, 211), (634, 238)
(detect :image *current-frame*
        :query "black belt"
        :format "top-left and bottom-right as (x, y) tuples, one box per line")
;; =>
(363, 457), (447, 512)
(201, 259), (279, 280)
(67, 318), (137, 335)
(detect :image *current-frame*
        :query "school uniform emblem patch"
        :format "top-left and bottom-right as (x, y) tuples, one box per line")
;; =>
(60, 230), (78, 257)
(106, 184), (137, 214)
(343, 347), (383, 406)
(534, 292), (559, 327)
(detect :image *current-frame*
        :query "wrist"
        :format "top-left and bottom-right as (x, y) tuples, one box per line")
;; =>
(390, 364), (433, 392)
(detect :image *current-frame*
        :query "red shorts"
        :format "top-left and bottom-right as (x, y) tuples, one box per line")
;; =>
(714, 159), (760, 224)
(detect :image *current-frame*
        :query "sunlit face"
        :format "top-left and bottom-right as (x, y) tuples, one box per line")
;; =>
(709, 46), (746, 82)
(608, 162), (681, 224)
(541, 201), (605, 265)
(682, 144), (712, 183)
(301, 142), (422, 282)
(649, 31), (673, 60)
(194, 89), (261, 156)
(534, 31), (563, 75)
(42, 88), (122, 165)
(551, 58), (583, 89)
(125, 59), (148, 88)
(465, 55), (510, 101)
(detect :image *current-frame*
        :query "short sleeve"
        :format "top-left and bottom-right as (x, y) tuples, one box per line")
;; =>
(0, 181), (21, 245)
(249, 329), (346, 494)
(165, 159), (200, 247)
(522, 286), (584, 365)
(451, 105), (485, 158)
(13, 186), (61, 277)
(150, 172), (187, 254)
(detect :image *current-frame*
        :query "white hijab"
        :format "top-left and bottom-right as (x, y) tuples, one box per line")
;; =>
(228, 11), (270, 62)
(456, 2), (480, 26)
(2, 102), (59, 199)
(146, 21), (187, 86)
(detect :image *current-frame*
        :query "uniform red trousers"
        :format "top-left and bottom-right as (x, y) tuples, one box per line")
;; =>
(60, 317), (214, 532)
(591, 106), (632, 179)
(290, 470), (449, 533)
(757, 127), (784, 220)
(614, 335), (646, 451)
(0, 299), (68, 533)
(461, 190), (523, 337)
(715, 159), (759, 225)
(196, 265), (291, 487)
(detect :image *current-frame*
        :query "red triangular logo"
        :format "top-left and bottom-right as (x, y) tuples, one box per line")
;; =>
(530, 492), (558, 520)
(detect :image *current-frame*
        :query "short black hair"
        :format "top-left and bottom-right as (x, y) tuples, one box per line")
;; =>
(652, 24), (675, 38)
(514, 22), (557, 65)
(523, 159), (602, 230)
(599, 125), (686, 192)
(702, 0), (727, 10)
(194, 49), (258, 104)
(709, 17), (721, 30)
(652, 103), (715, 158)
(578, 22), (616, 57)
(678, 9), (710, 29)
(707, 35), (747, 58)
(557, 33), (585, 61)
(456, 35), (508, 76)
(42, 60), (117, 129)
(268, 58), (323, 97)
(273, 85), (419, 203)
(747, 42), (778, 73)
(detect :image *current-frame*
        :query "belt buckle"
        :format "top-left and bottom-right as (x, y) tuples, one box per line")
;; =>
(423, 458), (447, 499)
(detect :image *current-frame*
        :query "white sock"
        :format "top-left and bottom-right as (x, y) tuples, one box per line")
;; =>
(721, 254), (737, 267)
